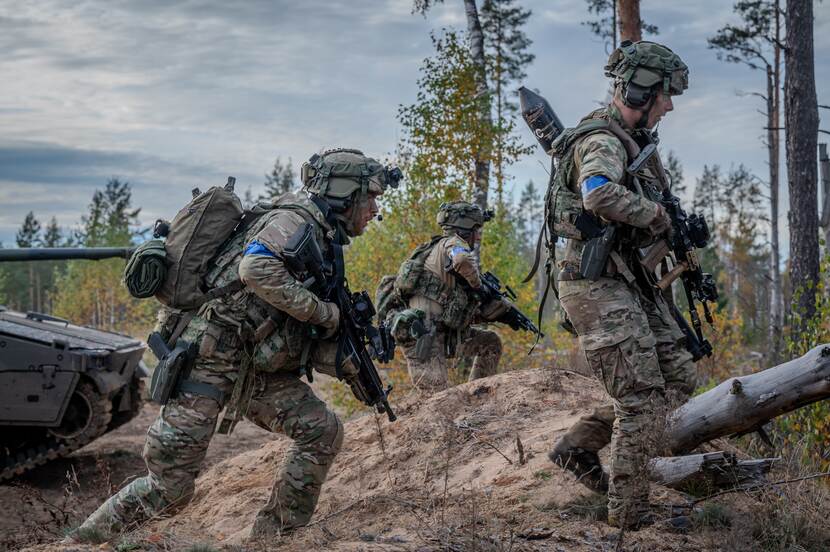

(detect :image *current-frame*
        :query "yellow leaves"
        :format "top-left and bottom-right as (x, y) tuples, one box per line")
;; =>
(51, 258), (156, 338)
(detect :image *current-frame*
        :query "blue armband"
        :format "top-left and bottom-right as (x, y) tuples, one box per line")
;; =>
(449, 246), (470, 258)
(581, 175), (610, 195)
(243, 240), (277, 258)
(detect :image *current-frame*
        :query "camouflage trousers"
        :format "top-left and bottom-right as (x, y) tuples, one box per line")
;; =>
(77, 318), (343, 541)
(403, 326), (502, 392)
(558, 276), (695, 527)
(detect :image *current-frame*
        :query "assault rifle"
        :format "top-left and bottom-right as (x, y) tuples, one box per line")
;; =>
(628, 142), (718, 361)
(282, 223), (397, 422)
(479, 272), (543, 337)
(453, 270), (542, 338)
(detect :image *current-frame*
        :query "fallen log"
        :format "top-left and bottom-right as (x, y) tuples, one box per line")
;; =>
(668, 344), (830, 454)
(649, 451), (777, 490)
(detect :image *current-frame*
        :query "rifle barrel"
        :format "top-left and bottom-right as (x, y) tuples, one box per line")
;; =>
(0, 247), (135, 262)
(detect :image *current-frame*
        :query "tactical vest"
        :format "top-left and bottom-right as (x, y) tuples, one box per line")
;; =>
(394, 236), (480, 330)
(525, 109), (644, 333)
(200, 193), (332, 372)
(546, 111), (641, 243)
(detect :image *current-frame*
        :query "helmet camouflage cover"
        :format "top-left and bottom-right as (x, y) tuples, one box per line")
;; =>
(605, 40), (689, 96)
(437, 201), (494, 231)
(301, 148), (401, 203)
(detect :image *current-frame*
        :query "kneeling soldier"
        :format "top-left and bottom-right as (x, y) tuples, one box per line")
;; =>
(386, 201), (516, 392)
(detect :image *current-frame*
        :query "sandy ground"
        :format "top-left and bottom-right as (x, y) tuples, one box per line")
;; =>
(4, 365), (756, 552)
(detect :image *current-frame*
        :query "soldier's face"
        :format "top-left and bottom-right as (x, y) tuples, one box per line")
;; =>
(347, 192), (380, 236)
(647, 92), (674, 127)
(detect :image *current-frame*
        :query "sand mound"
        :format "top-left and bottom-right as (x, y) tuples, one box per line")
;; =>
(30, 368), (716, 551)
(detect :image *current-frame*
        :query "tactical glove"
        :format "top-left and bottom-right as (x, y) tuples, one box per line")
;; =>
(311, 301), (340, 339)
(648, 203), (672, 236)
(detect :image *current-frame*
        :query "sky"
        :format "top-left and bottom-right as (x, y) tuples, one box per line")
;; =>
(1, 0), (828, 260)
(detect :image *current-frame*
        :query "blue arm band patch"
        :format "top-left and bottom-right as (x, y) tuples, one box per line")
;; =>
(449, 246), (470, 258)
(581, 175), (610, 195)
(243, 240), (277, 258)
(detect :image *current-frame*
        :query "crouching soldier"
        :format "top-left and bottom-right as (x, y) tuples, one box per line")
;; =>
(382, 201), (518, 392)
(72, 148), (397, 542)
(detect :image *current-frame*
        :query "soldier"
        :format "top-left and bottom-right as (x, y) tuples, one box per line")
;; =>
(71, 148), (397, 542)
(544, 41), (696, 530)
(386, 201), (512, 392)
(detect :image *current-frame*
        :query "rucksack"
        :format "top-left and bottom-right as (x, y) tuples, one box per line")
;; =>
(125, 178), (252, 310)
(375, 274), (406, 325)
(391, 236), (479, 330)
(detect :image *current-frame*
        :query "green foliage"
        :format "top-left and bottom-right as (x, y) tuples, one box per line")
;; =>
(779, 253), (830, 472)
(347, 24), (564, 376)
(0, 212), (70, 312)
(51, 180), (156, 336)
(691, 164), (770, 344)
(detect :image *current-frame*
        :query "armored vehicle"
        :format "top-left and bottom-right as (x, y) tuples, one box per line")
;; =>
(0, 247), (148, 481)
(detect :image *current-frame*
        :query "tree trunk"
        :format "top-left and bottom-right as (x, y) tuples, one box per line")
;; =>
(616, 0), (641, 43)
(785, 0), (820, 324)
(667, 344), (830, 454)
(819, 143), (830, 249)
(768, 0), (783, 365)
(463, 0), (491, 210)
(649, 451), (777, 490)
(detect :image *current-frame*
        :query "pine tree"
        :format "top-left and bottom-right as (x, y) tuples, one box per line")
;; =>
(14, 212), (42, 311)
(52, 180), (154, 334)
(15, 212), (41, 247)
(517, 179), (542, 250)
(582, 0), (658, 52)
(81, 178), (140, 247)
(41, 217), (62, 247)
(709, 0), (785, 359)
(480, 0), (535, 201)
(262, 156), (296, 200)
(663, 150), (686, 197)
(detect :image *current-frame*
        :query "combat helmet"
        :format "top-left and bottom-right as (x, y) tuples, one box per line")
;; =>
(605, 40), (689, 109)
(301, 148), (401, 212)
(437, 201), (494, 232)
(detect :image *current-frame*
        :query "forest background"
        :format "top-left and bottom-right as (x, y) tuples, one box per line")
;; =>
(1, 0), (829, 478)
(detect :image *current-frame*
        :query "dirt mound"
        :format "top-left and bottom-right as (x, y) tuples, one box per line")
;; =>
(24, 368), (724, 551)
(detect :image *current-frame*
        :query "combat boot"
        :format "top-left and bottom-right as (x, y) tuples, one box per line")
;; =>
(548, 438), (609, 493)
(247, 512), (296, 543)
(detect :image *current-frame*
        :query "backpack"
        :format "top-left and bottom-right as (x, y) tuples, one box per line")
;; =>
(375, 274), (406, 325)
(125, 178), (253, 310)
(392, 236), (479, 330)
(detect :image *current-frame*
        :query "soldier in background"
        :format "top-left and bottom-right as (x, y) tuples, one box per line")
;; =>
(72, 148), (397, 542)
(545, 41), (696, 530)
(385, 201), (512, 392)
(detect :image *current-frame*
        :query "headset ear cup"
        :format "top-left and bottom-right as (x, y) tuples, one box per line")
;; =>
(624, 82), (653, 108)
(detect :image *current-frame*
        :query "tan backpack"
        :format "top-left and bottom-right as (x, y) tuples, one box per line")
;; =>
(125, 178), (248, 310)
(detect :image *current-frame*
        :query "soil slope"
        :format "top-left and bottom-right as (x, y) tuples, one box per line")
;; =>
(18, 366), (727, 552)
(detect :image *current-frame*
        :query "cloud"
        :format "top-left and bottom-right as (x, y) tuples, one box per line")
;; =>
(0, 0), (826, 255)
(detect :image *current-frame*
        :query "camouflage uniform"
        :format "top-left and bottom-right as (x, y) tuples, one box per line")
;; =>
(547, 42), (696, 529)
(77, 149), (395, 542)
(390, 202), (509, 392)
